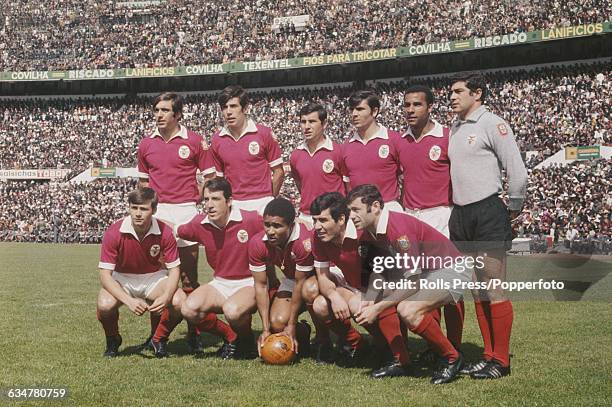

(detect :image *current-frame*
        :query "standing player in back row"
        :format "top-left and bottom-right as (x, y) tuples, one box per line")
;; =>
(137, 92), (223, 353)
(209, 85), (285, 214)
(397, 85), (465, 363)
(288, 102), (346, 361)
(448, 73), (527, 379)
(341, 90), (403, 212)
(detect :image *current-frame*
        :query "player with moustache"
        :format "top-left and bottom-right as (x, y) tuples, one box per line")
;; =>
(209, 85), (284, 214)
(288, 102), (347, 362)
(310, 192), (411, 376)
(96, 188), (183, 358)
(177, 178), (264, 359)
(448, 73), (527, 379)
(137, 92), (219, 353)
(341, 90), (403, 213)
(398, 85), (465, 364)
(248, 198), (314, 359)
(347, 185), (471, 384)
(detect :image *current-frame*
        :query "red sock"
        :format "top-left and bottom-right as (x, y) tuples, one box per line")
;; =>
(411, 313), (458, 362)
(474, 301), (494, 361)
(149, 313), (161, 336)
(308, 305), (330, 343)
(377, 307), (410, 365)
(198, 312), (237, 343)
(490, 301), (513, 367)
(97, 308), (119, 337)
(444, 301), (465, 349)
(324, 318), (362, 348)
(431, 308), (442, 325)
(153, 308), (182, 342)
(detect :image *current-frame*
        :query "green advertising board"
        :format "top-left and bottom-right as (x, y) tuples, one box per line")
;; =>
(1, 22), (609, 82)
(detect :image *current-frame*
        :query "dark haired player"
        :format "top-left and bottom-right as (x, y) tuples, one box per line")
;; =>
(210, 85), (284, 214)
(289, 102), (346, 361)
(176, 178), (264, 359)
(309, 192), (411, 377)
(137, 92), (217, 353)
(398, 85), (465, 363)
(448, 73), (527, 379)
(346, 185), (471, 384)
(341, 90), (403, 212)
(248, 197), (314, 357)
(96, 188), (182, 357)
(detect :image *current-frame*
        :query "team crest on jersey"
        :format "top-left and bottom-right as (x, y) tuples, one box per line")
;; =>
(248, 141), (260, 155)
(322, 159), (334, 174)
(429, 145), (442, 161)
(396, 236), (410, 251)
(178, 145), (190, 159)
(497, 123), (508, 136)
(237, 229), (249, 243)
(378, 145), (390, 158)
(467, 135), (477, 145)
(150, 244), (161, 257)
(302, 238), (312, 252)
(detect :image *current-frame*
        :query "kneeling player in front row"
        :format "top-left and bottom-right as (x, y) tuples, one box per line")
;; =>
(176, 178), (263, 358)
(347, 185), (471, 384)
(96, 188), (184, 357)
(310, 192), (410, 376)
(248, 197), (314, 358)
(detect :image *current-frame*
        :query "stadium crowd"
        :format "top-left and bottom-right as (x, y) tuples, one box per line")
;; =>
(0, 0), (607, 71)
(518, 158), (612, 253)
(1, 63), (609, 172)
(1, 159), (610, 248)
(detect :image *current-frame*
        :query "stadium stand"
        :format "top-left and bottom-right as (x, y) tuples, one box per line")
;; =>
(0, 0), (607, 71)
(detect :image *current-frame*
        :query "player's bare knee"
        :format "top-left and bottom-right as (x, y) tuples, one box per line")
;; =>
(397, 301), (419, 328)
(181, 298), (200, 321)
(301, 277), (319, 304)
(97, 295), (118, 312)
(312, 295), (330, 319)
(270, 314), (288, 333)
(222, 301), (244, 322)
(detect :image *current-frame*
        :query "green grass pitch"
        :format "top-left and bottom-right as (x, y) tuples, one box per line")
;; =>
(0, 243), (610, 406)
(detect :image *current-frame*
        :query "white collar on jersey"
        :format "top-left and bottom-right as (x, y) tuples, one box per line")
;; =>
(343, 219), (358, 241)
(296, 137), (334, 156)
(201, 205), (243, 229)
(349, 125), (389, 144)
(375, 206), (391, 235)
(262, 220), (301, 242)
(402, 120), (444, 140)
(218, 119), (258, 140)
(151, 124), (188, 140)
(120, 216), (161, 241)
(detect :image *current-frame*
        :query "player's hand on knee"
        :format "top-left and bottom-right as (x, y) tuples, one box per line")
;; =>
(257, 330), (271, 357)
(331, 296), (350, 320)
(355, 302), (377, 326)
(148, 295), (169, 314)
(128, 298), (149, 316)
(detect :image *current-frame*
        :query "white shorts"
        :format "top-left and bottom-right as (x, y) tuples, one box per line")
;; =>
(405, 206), (452, 238)
(208, 276), (254, 299)
(232, 196), (274, 215)
(385, 200), (404, 213)
(155, 203), (198, 247)
(112, 269), (168, 299)
(278, 277), (296, 293)
(419, 265), (472, 302)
